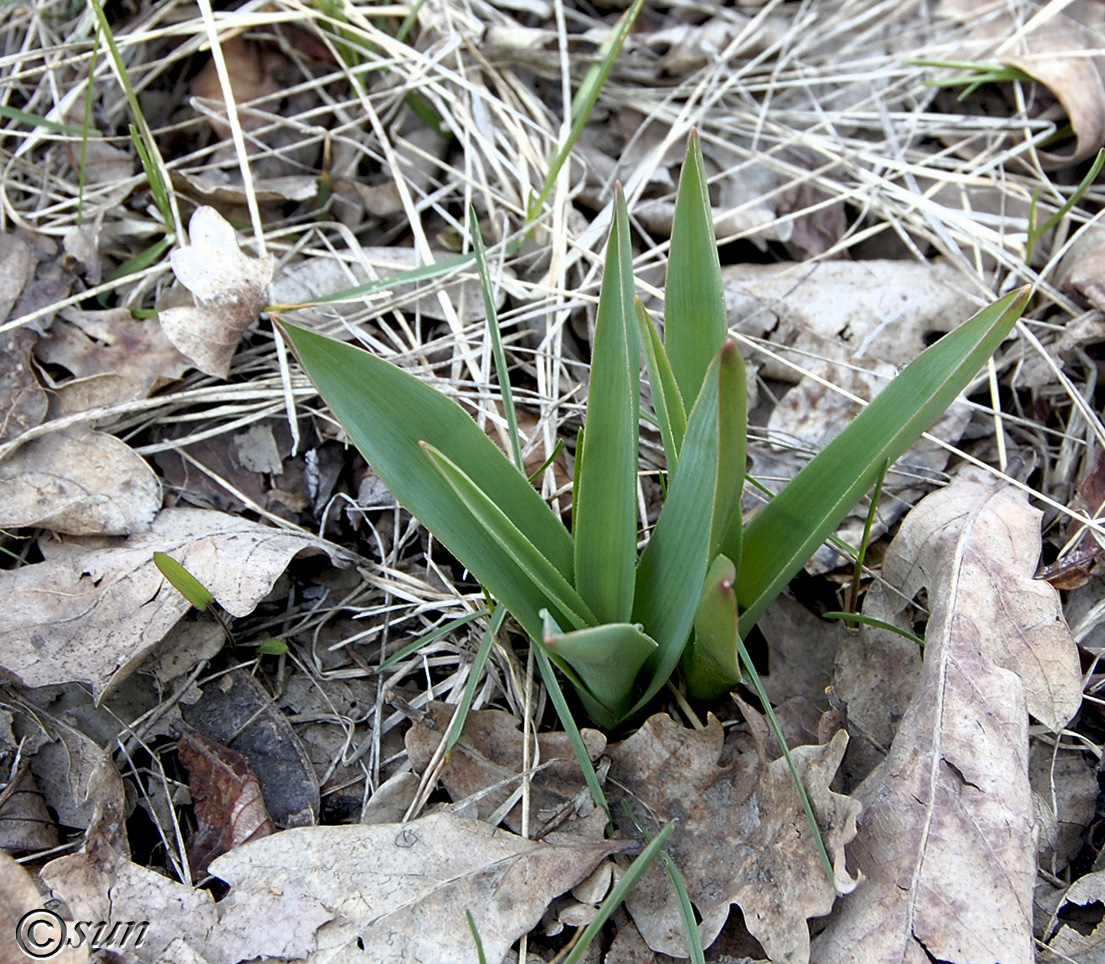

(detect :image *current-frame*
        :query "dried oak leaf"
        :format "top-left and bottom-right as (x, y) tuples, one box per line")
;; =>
(1040, 869), (1105, 962)
(159, 206), (274, 379)
(813, 469), (1055, 964)
(177, 726), (275, 879)
(208, 810), (627, 964)
(607, 712), (859, 962)
(877, 466), (1081, 732)
(405, 701), (605, 834)
(0, 506), (353, 700)
(0, 429), (161, 535)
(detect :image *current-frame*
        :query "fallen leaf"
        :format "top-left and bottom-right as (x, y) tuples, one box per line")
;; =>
(877, 466), (1082, 731)
(1039, 870), (1105, 963)
(607, 712), (859, 962)
(36, 307), (191, 410)
(0, 851), (88, 964)
(159, 207), (274, 378)
(177, 726), (275, 879)
(0, 429), (161, 535)
(1030, 742), (1098, 873)
(405, 701), (606, 834)
(0, 327), (47, 444)
(208, 810), (626, 963)
(813, 469), (1056, 964)
(182, 669), (320, 827)
(1040, 446), (1105, 589)
(0, 506), (353, 700)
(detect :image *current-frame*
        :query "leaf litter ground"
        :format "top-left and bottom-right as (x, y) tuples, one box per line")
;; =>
(1, 1), (1104, 962)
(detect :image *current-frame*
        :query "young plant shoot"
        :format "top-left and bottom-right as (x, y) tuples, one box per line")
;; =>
(281, 133), (1028, 730)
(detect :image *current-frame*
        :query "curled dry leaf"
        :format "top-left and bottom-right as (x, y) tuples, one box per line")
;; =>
(176, 726), (275, 880)
(1039, 869), (1105, 962)
(0, 506), (353, 700)
(159, 206), (274, 379)
(208, 810), (626, 964)
(813, 468), (1070, 964)
(607, 712), (859, 963)
(0, 429), (161, 535)
(405, 701), (606, 835)
(938, 0), (1105, 168)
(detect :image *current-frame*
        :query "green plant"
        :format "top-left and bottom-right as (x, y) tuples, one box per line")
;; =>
(279, 133), (1029, 730)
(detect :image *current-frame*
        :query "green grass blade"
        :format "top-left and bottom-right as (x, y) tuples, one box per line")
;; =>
(573, 188), (640, 625)
(0, 105), (88, 135)
(281, 323), (575, 589)
(561, 822), (676, 964)
(665, 131), (728, 408)
(443, 605), (508, 756)
(378, 609), (489, 672)
(532, 643), (612, 815)
(737, 286), (1030, 636)
(541, 612), (658, 721)
(682, 553), (742, 700)
(636, 298), (686, 470)
(421, 443), (594, 634)
(468, 205), (524, 473)
(528, 0), (647, 221)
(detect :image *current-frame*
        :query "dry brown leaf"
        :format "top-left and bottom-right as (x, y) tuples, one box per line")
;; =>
(37, 308), (191, 410)
(1039, 869), (1105, 962)
(208, 810), (626, 963)
(0, 327), (47, 444)
(607, 712), (859, 962)
(159, 207), (274, 379)
(0, 506), (352, 700)
(405, 701), (605, 834)
(182, 669), (320, 827)
(938, 1), (1105, 168)
(877, 466), (1082, 731)
(0, 429), (161, 535)
(813, 469), (1062, 964)
(177, 726), (275, 879)
(0, 850), (88, 964)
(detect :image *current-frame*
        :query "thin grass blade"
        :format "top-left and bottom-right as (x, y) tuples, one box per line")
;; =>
(573, 188), (640, 625)
(468, 205), (524, 473)
(737, 286), (1030, 635)
(281, 323), (575, 594)
(710, 341), (747, 565)
(665, 131), (727, 408)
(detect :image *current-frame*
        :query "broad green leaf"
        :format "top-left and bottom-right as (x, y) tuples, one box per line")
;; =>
(682, 554), (742, 700)
(573, 188), (640, 625)
(154, 551), (214, 611)
(281, 322), (575, 586)
(421, 443), (595, 635)
(737, 286), (1030, 636)
(710, 341), (747, 566)
(629, 350), (726, 719)
(636, 298), (686, 470)
(665, 131), (727, 409)
(540, 611), (658, 723)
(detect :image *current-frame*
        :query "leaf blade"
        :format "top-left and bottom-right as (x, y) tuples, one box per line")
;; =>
(572, 187), (640, 625)
(737, 286), (1030, 635)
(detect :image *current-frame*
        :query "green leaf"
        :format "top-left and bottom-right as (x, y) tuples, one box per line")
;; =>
(629, 350), (725, 718)
(421, 443), (595, 635)
(636, 298), (686, 470)
(710, 341), (747, 566)
(737, 286), (1030, 636)
(665, 131), (727, 409)
(281, 322), (575, 589)
(258, 637), (289, 655)
(540, 611), (658, 722)
(682, 554), (742, 700)
(154, 551), (214, 611)
(573, 187), (640, 625)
